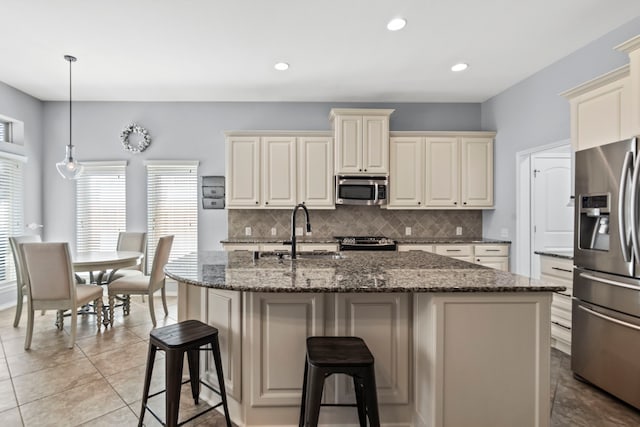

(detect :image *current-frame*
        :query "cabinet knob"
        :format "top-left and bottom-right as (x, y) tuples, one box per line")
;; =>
(364, 169), (367, 172)
(265, 202), (269, 205)
(302, 201), (305, 205)
(454, 202), (457, 205)
(418, 201), (421, 205)
(255, 201), (259, 205)
(359, 169), (362, 172)
(463, 202), (467, 205)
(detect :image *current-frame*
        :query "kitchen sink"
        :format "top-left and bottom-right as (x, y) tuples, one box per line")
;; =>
(258, 251), (345, 261)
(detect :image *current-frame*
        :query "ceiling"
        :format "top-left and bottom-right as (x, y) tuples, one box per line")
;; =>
(1, 0), (640, 103)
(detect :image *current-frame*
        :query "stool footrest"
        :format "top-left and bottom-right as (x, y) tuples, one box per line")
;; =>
(320, 403), (358, 407)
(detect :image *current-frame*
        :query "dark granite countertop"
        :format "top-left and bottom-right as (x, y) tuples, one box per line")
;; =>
(221, 237), (511, 245)
(165, 250), (563, 293)
(535, 250), (574, 260)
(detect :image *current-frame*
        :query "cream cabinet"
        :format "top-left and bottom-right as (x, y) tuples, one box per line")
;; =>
(297, 136), (334, 208)
(222, 242), (338, 253)
(226, 136), (261, 207)
(226, 132), (334, 209)
(330, 108), (394, 175)
(617, 35), (640, 136)
(389, 132), (495, 209)
(561, 66), (631, 151)
(539, 255), (573, 355)
(397, 243), (510, 271)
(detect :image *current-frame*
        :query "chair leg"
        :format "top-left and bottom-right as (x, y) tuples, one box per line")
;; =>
(304, 365), (326, 427)
(211, 337), (232, 427)
(13, 285), (23, 327)
(161, 285), (169, 316)
(353, 376), (367, 427)
(186, 348), (200, 404)
(138, 343), (157, 427)
(363, 366), (381, 427)
(56, 310), (64, 330)
(24, 305), (34, 350)
(95, 298), (103, 329)
(165, 349), (184, 427)
(148, 292), (157, 327)
(69, 308), (77, 349)
(299, 357), (309, 427)
(108, 295), (115, 327)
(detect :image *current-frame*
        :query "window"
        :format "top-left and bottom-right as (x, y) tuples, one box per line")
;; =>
(0, 154), (24, 283)
(76, 161), (127, 252)
(146, 161), (198, 272)
(0, 121), (9, 143)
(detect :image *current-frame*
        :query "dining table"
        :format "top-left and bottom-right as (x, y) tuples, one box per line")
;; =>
(72, 250), (144, 325)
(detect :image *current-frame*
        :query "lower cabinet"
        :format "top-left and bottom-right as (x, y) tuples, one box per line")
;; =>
(397, 243), (510, 271)
(540, 255), (573, 354)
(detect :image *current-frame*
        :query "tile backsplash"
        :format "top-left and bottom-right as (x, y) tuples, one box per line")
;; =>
(228, 206), (482, 238)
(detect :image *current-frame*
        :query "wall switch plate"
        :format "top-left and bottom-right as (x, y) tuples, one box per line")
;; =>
(271, 227), (277, 236)
(295, 227), (303, 236)
(245, 227), (252, 236)
(456, 226), (463, 236)
(500, 228), (509, 238)
(405, 227), (412, 236)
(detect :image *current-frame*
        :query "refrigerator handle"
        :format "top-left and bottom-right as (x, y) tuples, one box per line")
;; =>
(632, 151), (640, 262)
(619, 151), (633, 262)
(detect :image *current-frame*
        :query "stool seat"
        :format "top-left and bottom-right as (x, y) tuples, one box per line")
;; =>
(300, 336), (380, 427)
(307, 336), (374, 367)
(150, 319), (217, 348)
(139, 320), (232, 427)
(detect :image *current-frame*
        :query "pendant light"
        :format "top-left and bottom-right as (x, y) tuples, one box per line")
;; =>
(56, 54), (84, 179)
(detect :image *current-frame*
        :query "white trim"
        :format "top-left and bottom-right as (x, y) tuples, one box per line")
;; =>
(144, 160), (199, 167)
(81, 160), (128, 168)
(515, 139), (571, 277)
(0, 148), (27, 163)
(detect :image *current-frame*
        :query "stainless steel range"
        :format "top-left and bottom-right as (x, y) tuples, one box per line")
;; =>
(335, 236), (397, 251)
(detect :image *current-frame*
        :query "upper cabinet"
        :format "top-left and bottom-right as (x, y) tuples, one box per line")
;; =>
(561, 34), (640, 152)
(389, 132), (495, 209)
(226, 133), (334, 209)
(561, 67), (631, 151)
(330, 108), (394, 175)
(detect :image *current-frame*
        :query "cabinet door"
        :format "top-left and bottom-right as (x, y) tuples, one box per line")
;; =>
(389, 137), (423, 207)
(207, 289), (242, 400)
(298, 136), (334, 208)
(262, 136), (297, 207)
(461, 137), (494, 207)
(247, 292), (325, 406)
(362, 115), (389, 174)
(226, 136), (260, 207)
(424, 137), (459, 207)
(571, 76), (631, 151)
(335, 115), (362, 173)
(333, 293), (410, 405)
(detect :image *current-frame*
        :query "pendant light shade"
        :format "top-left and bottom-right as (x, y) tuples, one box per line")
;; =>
(56, 54), (83, 179)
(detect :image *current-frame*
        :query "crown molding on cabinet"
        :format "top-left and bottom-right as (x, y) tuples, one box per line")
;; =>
(560, 65), (630, 99)
(224, 130), (332, 137)
(389, 130), (496, 138)
(615, 35), (640, 54)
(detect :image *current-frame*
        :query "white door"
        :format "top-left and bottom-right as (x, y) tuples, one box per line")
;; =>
(461, 137), (494, 207)
(298, 136), (334, 207)
(335, 115), (362, 174)
(424, 137), (459, 207)
(262, 136), (297, 207)
(531, 154), (574, 278)
(362, 115), (389, 174)
(226, 136), (260, 207)
(389, 137), (423, 207)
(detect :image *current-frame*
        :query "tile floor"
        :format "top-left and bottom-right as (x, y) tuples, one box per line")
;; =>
(1, 296), (640, 426)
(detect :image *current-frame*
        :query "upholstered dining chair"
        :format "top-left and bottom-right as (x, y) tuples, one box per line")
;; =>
(112, 231), (147, 278)
(21, 242), (104, 350)
(108, 235), (174, 327)
(9, 235), (42, 327)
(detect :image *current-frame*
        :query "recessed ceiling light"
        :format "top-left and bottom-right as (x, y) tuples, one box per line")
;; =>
(387, 18), (406, 31)
(451, 63), (469, 72)
(274, 62), (289, 71)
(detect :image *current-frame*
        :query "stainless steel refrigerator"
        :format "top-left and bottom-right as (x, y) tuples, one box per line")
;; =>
(573, 136), (640, 409)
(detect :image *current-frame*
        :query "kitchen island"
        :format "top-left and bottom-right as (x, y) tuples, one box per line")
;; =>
(166, 250), (564, 427)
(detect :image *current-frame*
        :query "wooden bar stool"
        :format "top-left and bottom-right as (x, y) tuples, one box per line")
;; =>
(138, 320), (232, 427)
(299, 336), (380, 427)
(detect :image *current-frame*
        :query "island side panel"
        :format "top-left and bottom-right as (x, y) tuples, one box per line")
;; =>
(414, 292), (551, 427)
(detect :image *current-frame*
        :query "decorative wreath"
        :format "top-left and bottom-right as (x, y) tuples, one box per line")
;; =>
(120, 123), (152, 153)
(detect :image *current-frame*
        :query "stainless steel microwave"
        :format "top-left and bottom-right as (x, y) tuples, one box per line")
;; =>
(335, 176), (388, 206)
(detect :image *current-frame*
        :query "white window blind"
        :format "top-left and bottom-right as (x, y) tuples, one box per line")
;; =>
(0, 155), (24, 283)
(146, 161), (198, 273)
(76, 162), (127, 252)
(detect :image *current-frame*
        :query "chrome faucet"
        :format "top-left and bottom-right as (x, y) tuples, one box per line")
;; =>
(291, 203), (311, 259)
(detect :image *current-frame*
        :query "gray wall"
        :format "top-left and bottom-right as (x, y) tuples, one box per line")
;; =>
(481, 17), (640, 260)
(41, 102), (481, 251)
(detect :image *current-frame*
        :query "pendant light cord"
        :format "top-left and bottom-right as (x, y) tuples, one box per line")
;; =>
(69, 56), (72, 151)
